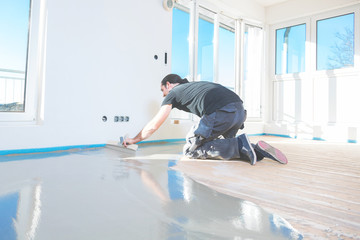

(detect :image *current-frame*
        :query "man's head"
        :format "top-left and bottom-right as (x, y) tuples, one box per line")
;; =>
(160, 74), (189, 97)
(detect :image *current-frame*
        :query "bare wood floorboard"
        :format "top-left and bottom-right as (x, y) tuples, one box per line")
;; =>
(173, 136), (360, 240)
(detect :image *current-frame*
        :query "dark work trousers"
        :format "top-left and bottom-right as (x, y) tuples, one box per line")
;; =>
(183, 102), (247, 160)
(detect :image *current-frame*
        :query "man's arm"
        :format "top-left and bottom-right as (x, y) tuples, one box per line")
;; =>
(124, 104), (172, 145)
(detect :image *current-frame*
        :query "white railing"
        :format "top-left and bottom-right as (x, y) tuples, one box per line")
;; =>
(0, 68), (26, 112)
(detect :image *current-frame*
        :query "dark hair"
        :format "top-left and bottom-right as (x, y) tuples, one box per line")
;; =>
(161, 74), (189, 86)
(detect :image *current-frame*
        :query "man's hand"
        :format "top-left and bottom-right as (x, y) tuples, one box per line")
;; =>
(122, 137), (136, 147)
(122, 104), (172, 146)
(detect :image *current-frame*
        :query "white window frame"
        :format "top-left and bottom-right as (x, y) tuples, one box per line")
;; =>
(217, 14), (236, 89)
(311, 6), (360, 77)
(171, 1), (237, 120)
(269, 17), (311, 81)
(270, 17), (310, 123)
(0, 0), (47, 124)
(175, 0), (239, 85)
(270, 5), (360, 80)
(172, 0), (264, 121)
(240, 20), (266, 122)
(269, 4), (360, 124)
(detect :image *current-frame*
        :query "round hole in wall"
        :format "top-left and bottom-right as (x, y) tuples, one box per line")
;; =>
(102, 116), (107, 122)
(154, 55), (158, 60)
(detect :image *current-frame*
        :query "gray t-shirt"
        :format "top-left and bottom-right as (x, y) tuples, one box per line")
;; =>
(161, 81), (242, 117)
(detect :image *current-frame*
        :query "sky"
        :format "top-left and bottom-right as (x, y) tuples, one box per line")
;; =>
(317, 13), (354, 70)
(171, 7), (235, 86)
(276, 24), (306, 74)
(171, 8), (190, 78)
(0, 0), (30, 72)
(275, 12), (354, 74)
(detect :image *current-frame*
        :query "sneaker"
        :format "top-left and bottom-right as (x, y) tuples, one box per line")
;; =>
(255, 140), (288, 164)
(238, 133), (257, 165)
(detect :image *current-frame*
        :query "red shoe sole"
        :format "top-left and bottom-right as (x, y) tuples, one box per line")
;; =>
(258, 141), (288, 164)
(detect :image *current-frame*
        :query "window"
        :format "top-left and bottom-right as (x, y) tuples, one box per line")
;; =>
(171, 6), (191, 120)
(197, 12), (214, 82)
(171, 7), (190, 78)
(218, 22), (235, 90)
(243, 24), (263, 118)
(172, 4), (237, 87)
(172, 3), (254, 120)
(0, 0), (44, 123)
(275, 24), (306, 75)
(0, 0), (31, 112)
(271, 6), (360, 131)
(317, 13), (354, 70)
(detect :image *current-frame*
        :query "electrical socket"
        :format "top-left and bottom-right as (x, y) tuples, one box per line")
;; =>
(114, 115), (129, 122)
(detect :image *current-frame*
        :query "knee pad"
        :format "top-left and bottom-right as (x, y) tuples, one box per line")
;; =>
(188, 135), (204, 152)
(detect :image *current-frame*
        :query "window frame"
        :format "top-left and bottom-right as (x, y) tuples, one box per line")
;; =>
(171, 2), (264, 121)
(171, 5), (191, 80)
(217, 14), (236, 90)
(275, 23), (307, 75)
(315, 13), (355, 71)
(242, 23), (264, 119)
(311, 6), (360, 76)
(269, 4), (360, 124)
(0, 0), (46, 124)
(197, 8), (215, 82)
(271, 5), (360, 81)
(171, 3), (239, 121)
(270, 17), (311, 81)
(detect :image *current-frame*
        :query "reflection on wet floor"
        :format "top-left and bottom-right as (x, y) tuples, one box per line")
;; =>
(0, 146), (303, 240)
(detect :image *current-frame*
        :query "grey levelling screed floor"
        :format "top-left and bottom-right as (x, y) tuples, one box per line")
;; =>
(0, 136), (359, 239)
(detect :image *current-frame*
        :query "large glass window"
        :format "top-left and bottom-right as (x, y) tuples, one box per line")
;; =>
(317, 13), (354, 70)
(171, 6), (191, 120)
(197, 14), (214, 82)
(171, 7), (190, 78)
(243, 24), (263, 118)
(0, 0), (31, 112)
(275, 24), (306, 75)
(218, 23), (235, 90)
(171, 4), (251, 119)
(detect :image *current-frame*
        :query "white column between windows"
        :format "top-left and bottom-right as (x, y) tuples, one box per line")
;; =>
(213, 14), (219, 83)
(235, 19), (243, 97)
(188, 0), (198, 82)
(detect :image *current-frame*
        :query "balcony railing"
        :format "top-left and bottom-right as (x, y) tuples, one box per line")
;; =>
(0, 68), (26, 112)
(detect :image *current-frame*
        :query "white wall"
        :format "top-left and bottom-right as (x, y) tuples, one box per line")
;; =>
(1, 0), (173, 151)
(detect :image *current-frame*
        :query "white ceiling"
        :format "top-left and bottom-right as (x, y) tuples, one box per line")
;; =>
(249, 0), (290, 7)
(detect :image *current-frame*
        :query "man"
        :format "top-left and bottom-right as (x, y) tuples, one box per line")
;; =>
(124, 74), (288, 165)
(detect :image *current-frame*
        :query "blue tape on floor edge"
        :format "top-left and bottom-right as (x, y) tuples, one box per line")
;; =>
(312, 137), (326, 141)
(139, 138), (186, 144)
(0, 144), (106, 156)
(263, 133), (293, 138)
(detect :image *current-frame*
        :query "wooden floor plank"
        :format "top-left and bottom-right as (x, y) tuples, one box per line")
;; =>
(173, 136), (360, 240)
